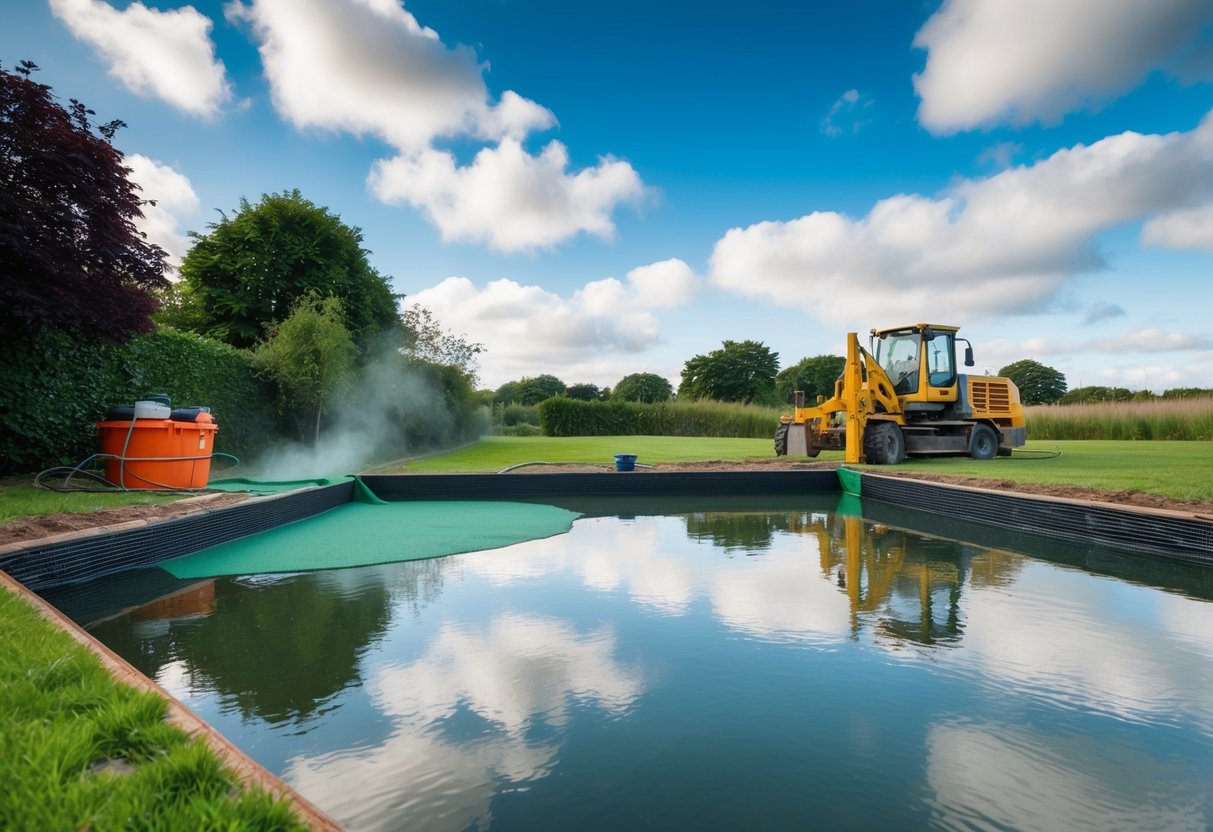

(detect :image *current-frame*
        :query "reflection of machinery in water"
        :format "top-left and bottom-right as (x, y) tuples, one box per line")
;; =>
(683, 504), (1022, 646)
(796, 506), (1023, 646)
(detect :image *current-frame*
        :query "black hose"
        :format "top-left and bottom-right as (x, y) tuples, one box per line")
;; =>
(1008, 447), (1063, 460)
(34, 453), (241, 494)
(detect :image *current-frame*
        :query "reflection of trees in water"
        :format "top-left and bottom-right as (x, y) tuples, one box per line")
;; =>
(684, 507), (1024, 647)
(388, 556), (449, 620)
(91, 557), (456, 724)
(683, 512), (790, 552)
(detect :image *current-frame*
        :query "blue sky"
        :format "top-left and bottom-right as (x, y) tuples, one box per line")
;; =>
(7, 0), (1213, 391)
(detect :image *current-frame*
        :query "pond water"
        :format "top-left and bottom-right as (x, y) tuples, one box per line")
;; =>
(48, 496), (1213, 831)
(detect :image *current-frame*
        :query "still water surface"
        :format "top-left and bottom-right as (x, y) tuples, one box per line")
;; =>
(58, 496), (1213, 831)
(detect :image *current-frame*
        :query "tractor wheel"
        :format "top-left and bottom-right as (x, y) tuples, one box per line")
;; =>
(862, 421), (905, 465)
(774, 422), (789, 456)
(969, 423), (999, 460)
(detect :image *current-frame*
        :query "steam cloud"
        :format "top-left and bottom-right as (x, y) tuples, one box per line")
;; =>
(248, 346), (487, 481)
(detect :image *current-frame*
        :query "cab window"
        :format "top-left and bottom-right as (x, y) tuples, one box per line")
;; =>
(926, 332), (956, 387)
(878, 332), (920, 394)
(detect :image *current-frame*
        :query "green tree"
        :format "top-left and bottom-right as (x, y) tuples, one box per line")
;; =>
(1058, 386), (1133, 405)
(1161, 387), (1213, 399)
(1, 60), (167, 339)
(612, 372), (673, 403)
(567, 383), (606, 401)
(494, 380), (524, 405)
(679, 340), (780, 405)
(775, 355), (845, 404)
(496, 374), (567, 405)
(400, 304), (483, 385)
(519, 374), (568, 404)
(151, 280), (209, 332)
(999, 359), (1067, 405)
(251, 294), (357, 443)
(180, 190), (398, 348)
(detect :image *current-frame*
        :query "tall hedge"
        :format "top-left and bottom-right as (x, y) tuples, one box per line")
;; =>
(120, 329), (282, 461)
(538, 398), (781, 439)
(0, 328), (280, 474)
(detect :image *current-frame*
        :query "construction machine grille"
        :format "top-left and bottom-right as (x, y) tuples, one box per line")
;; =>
(969, 378), (1013, 414)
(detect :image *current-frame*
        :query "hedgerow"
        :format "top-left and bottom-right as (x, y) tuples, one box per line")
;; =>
(0, 328), (280, 474)
(537, 398), (782, 438)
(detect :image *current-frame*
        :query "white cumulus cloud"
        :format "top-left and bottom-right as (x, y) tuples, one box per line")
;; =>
(226, 0), (552, 149)
(708, 111), (1213, 326)
(50, 0), (231, 118)
(1143, 202), (1213, 252)
(1014, 330), (1212, 357)
(1089, 330), (1213, 353)
(370, 141), (647, 252)
(408, 260), (696, 387)
(230, 0), (646, 251)
(124, 154), (200, 268)
(913, 0), (1213, 133)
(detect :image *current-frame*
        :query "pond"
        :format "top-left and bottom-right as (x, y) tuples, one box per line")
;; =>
(45, 495), (1213, 831)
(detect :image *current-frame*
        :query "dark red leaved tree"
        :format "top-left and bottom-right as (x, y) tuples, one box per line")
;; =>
(0, 60), (168, 340)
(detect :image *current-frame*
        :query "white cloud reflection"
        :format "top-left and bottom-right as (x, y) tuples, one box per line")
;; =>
(944, 564), (1213, 730)
(285, 613), (642, 831)
(926, 722), (1210, 831)
(464, 514), (852, 643)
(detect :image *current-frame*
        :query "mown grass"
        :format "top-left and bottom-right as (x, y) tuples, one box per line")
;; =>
(393, 435), (783, 472)
(394, 436), (1213, 503)
(0, 588), (308, 831)
(867, 440), (1213, 502)
(0, 479), (182, 525)
(1026, 396), (1213, 440)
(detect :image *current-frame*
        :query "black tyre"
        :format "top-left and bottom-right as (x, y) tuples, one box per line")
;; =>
(969, 423), (999, 460)
(774, 422), (789, 456)
(863, 420), (905, 465)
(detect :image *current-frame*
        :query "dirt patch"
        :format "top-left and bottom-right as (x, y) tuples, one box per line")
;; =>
(0, 492), (250, 547)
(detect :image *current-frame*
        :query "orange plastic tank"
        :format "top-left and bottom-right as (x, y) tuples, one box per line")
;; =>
(96, 411), (218, 490)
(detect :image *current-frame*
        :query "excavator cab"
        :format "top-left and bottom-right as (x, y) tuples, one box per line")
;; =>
(872, 325), (971, 399)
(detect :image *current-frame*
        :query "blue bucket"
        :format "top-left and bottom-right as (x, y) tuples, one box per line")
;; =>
(614, 454), (638, 472)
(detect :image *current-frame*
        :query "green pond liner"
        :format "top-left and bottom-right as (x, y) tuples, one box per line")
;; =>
(162, 500), (581, 579)
(836, 467), (862, 497)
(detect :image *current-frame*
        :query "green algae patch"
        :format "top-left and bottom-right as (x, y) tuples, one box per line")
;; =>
(163, 500), (580, 579)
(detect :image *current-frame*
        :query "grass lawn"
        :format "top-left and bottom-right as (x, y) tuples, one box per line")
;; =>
(870, 440), (1213, 502)
(0, 478), (182, 525)
(391, 435), (783, 471)
(390, 436), (1213, 503)
(0, 586), (308, 831)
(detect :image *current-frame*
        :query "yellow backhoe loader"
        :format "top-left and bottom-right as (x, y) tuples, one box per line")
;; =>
(775, 323), (1026, 464)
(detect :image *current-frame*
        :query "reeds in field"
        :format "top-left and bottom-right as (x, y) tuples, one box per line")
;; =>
(1025, 397), (1213, 440)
